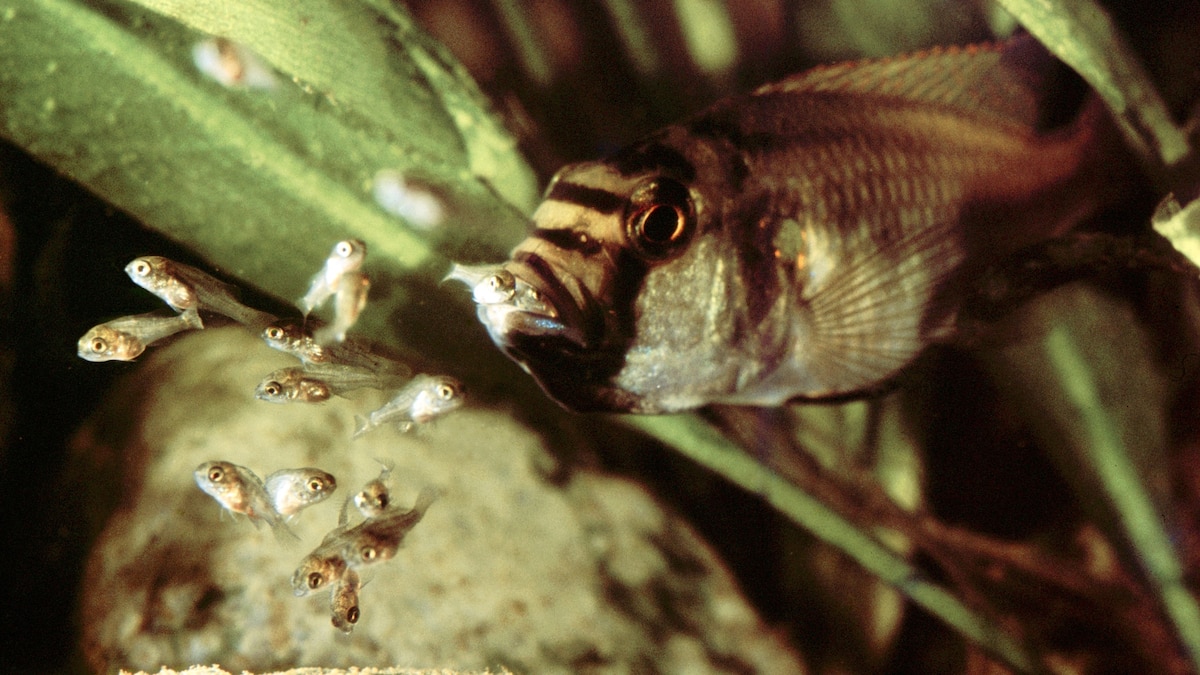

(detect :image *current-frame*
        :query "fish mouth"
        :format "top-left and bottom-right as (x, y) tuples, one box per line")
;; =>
(451, 254), (635, 411)
(487, 252), (599, 350)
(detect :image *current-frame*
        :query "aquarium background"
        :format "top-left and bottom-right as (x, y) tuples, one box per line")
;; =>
(3, 0), (1200, 672)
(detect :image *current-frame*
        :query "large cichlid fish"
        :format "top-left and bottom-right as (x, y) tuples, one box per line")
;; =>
(456, 37), (1132, 413)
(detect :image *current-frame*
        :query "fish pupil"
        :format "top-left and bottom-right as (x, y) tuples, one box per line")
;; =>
(347, 606), (360, 623)
(638, 204), (684, 244)
(307, 572), (322, 589)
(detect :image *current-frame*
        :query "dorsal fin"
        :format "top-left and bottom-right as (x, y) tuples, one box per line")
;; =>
(756, 35), (1072, 131)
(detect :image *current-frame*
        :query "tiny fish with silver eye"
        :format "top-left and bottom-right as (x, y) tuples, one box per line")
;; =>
(335, 487), (439, 569)
(353, 460), (394, 518)
(352, 374), (465, 437)
(192, 37), (278, 90)
(291, 504), (353, 597)
(194, 460), (290, 534)
(299, 239), (367, 317)
(264, 467), (337, 518)
(291, 539), (348, 597)
(255, 364), (396, 404)
(126, 255), (276, 331)
(330, 567), (362, 634)
(313, 271), (370, 345)
(77, 311), (202, 362)
(260, 321), (412, 377)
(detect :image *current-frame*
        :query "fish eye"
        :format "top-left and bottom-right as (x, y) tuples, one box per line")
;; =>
(90, 338), (108, 353)
(308, 479), (324, 492)
(133, 260), (151, 276)
(265, 326), (283, 339)
(264, 382), (281, 396)
(624, 177), (694, 259)
(361, 546), (376, 561)
(635, 204), (685, 245)
(378, 494), (389, 509)
(307, 572), (323, 589)
(208, 467), (224, 481)
(346, 606), (360, 623)
(436, 384), (455, 399)
(335, 241), (353, 257)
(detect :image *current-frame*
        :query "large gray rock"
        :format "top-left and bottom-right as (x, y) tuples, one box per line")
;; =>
(75, 328), (805, 673)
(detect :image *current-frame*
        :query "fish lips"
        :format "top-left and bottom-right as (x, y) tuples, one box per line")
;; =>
(467, 259), (638, 411)
(494, 326), (637, 411)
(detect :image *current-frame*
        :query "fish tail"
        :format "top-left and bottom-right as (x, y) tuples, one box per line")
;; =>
(411, 486), (441, 516)
(183, 308), (205, 330)
(352, 415), (370, 438)
(270, 517), (301, 544)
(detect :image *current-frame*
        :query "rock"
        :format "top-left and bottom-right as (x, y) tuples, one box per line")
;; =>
(75, 328), (805, 673)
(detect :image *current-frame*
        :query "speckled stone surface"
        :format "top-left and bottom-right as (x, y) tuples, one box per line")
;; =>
(77, 328), (805, 674)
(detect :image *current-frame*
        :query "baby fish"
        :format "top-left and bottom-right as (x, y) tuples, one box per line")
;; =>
(255, 364), (396, 404)
(352, 374), (465, 437)
(125, 256), (199, 317)
(261, 321), (413, 377)
(291, 527), (349, 596)
(444, 262), (553, 312)
(126, 256), (277, 331)
(291, 502), (353, 597)
(77, 311), (202, 362)
(264, 467), (337, 518)
(299, 239), (367, 316)
(330, 568), (362, 634)
(313, 271), (370, 345)
(372, 169), (446, 230)
(194, 461), (288, 533)
(337, 487), (439, 569)
(453, 36), (1135, 413)
(353, 460), (394, 518)
(192, 37), (279, 90)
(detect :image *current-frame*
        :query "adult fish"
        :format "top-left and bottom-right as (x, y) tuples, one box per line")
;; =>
(454, 37), (1131, 413)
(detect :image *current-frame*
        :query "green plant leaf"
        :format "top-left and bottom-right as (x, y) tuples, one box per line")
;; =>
(0, 0), (537, 331)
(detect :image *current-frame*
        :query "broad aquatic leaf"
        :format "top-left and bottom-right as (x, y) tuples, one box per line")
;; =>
(0, 0), (537, 351)
(995, 0), (1191, 179)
